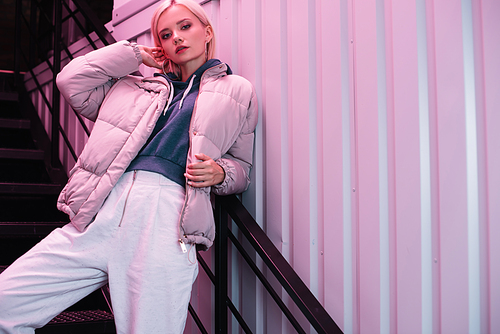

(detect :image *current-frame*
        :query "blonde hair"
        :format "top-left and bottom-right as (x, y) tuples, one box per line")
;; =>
(151, 0), (216, 77)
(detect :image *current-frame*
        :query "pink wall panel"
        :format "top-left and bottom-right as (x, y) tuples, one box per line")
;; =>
(352, 0), (381, 332)
(382, 0), (398, 332)
(318, 0), (346, 329)
(423, 1), (443, 332)
(471, 1), (490, 333)
(216, 0), (236, 71)
(389, 1), (422, 333)
(261, 1), (288, 332)
(288, 0), (311, 288)
(432, 1), (469, 332)
(481, 1), (500, 333)
(261, 0), (284, 251)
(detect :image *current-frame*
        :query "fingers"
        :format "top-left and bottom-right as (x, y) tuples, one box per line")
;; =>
(185, 170), (219, 188)
(185, 154), (224, 187)
(138, 45), (166, 68)
(194, 153), (210, 161)
(150, 48), (166, 62)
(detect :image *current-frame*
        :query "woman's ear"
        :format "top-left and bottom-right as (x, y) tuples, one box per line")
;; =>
(205, 26), (214, 43)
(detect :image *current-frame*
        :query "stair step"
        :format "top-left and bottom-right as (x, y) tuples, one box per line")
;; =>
(0, 91), (18, 102)
(0, 194), (68, 222)
(0, 118), (30, 129)
(0, 99), (22, 118)
(0, 222), (66, 236)
(37, 310), (115, 334)
(0, 127), (36, 149)
(48, 310), (114, 324)
(0, 148), (45, 160)
(0, 159), (51, 183)
(0, 182), (63, 195)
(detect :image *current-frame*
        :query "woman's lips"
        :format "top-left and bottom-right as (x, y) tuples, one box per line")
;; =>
(176, 46), (188, 54)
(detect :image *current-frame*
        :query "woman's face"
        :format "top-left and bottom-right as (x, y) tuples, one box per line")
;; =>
(157, 5), (212, 72)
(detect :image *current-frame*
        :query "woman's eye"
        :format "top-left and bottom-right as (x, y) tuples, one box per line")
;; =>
(162, 33), (171, 39)
(181, 24), (191, 30)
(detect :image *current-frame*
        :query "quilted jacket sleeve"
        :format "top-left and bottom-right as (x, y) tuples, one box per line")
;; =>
(212, 88), (258, 195)
(56, 40), (142, 121)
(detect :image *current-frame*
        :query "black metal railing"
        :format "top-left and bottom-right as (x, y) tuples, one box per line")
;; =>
(13, 1), (342, 333)
(14, 0), (115, 165)
(211, 195), (343, 334)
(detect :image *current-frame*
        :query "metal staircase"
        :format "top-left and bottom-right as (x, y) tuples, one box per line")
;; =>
(0, 71), (115, 333)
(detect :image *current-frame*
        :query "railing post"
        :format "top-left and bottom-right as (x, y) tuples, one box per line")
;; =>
(214, 196), (228, 333)
(14, 0), (22, 87)
(51, 0), (62, 166)
(29, 0), (37, 69)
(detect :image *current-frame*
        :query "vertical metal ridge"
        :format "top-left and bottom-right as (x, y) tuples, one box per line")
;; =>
(416, 0), (433, 333)
(340, 0), (354, 332)
(376, 0), (390, 332)
(308, 0), (320, 303)
(461, 1), (481, 333)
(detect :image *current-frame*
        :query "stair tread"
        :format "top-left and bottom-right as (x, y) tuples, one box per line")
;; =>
(47, 310), (114, 324)
(0, 182), (63, 195)
(0, 118), (30, 129)
(0, 222), (66, 235)
(0, 91), (18, 101)
(0, 148), (45, 160)
(0, 221), (66, 224)
(38, 310), (115, 334)
(37, 310), (116, 334)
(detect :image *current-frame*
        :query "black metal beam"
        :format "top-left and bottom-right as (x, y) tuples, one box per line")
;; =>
(51, 0), (62, 167)
(14, 0), (22, 87)
(71, 0), (116, 46)
(214, 196), (228, 333)
(227, 229), (305, 333)
(188, 303), (209, 334)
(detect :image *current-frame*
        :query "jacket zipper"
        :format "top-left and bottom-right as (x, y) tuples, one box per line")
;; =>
(177, 63), (227, 252)
(118, 170), (137, 227)
(177, 94), (198, 253)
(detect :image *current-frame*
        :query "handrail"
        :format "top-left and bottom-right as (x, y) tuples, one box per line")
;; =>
(213, 195), (343, 334)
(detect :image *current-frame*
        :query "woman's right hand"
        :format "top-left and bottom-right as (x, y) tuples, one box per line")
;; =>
(138, 45), (165, 69)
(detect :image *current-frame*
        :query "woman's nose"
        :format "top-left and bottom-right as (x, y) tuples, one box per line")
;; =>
(173, 32), (183, 44)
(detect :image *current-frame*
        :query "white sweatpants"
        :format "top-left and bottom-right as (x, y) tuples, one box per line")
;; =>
(0, 170), (198, 334)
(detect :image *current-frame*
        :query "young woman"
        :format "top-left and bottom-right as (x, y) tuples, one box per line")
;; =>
(0, 0), (258, 333)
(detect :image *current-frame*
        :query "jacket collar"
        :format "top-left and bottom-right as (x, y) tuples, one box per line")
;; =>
(143, 60), (230, 88)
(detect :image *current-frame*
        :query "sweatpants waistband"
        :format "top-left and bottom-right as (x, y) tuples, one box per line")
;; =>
(123, 170), (185, 189)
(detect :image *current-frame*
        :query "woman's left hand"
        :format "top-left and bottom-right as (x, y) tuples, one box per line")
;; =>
(185, 153), (225, 187)
(138, 45), (165, 69)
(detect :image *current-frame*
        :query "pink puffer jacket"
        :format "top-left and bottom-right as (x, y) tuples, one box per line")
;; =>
(56, 40), (258, 250)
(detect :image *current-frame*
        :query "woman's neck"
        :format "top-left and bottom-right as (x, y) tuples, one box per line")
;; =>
(180, 59), (207, 82)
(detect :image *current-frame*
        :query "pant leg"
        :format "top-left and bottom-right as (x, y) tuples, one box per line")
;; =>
(107, 171), (199, 334)
(0, 224), (108, 333)
(0, 170), (137, 334)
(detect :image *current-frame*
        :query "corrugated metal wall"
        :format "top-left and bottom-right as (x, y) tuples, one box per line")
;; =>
(26, 0), (500, 333)
(210, 0), (499, 333)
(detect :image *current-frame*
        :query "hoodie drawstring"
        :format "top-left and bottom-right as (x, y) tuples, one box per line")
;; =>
(179, 75), (196, 110)
(163, 81), (174, 116)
